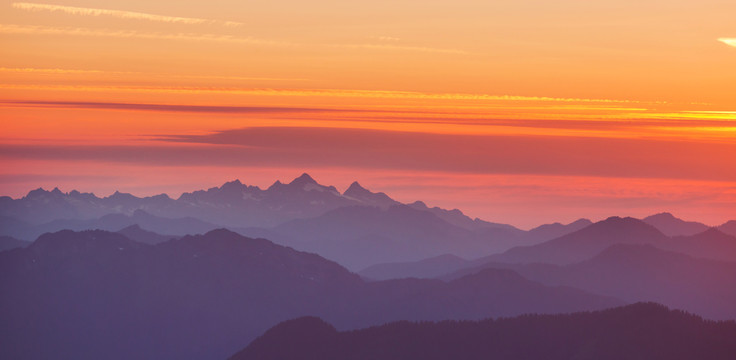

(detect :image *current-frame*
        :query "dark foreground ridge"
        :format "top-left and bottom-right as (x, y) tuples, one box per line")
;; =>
(231, 302), (736, 360)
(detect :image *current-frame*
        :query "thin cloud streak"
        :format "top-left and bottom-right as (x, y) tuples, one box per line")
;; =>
(11, 2), (243, 27)
(0, 67), (105, 74)
(3, 127), (736, 182)
(0, 24), (284, 45)
(0, 67), (309, 82)
(335, 43), (468, 55)
(5, 100), (355, 114)
(0, 24), (465, 54)
(0, 83), (638, 103)
(718, 38), (736, 48)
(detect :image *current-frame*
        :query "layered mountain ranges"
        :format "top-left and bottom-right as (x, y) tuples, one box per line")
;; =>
(0, 229), (620, 360)
(0, 174), (594, 269)
(2, 175), (735, 359)
(4, 174), (732, 271)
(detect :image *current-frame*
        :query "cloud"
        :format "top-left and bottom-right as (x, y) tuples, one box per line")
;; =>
(335, 43), (467, 55)
(718, 38), (736, 48)
(11, 2), (242, 27)
(3, 127), (736, 182)
(4, 100), (353, 114)
(0, 24), (463, 54)
(0, 67), (104, 74)
(0, 82), (637, 104)
(0, 24), (285, 45)
(0, 67), (309, 82)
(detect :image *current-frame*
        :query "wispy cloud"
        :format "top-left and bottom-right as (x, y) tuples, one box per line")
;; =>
(0, 24), (466, 55)
(718, 38), (736, 48)
(0, 67), (104, 74)
(0, 67), (309, 82)
(0, 83), (636, 103)
(4, 100), (348, 114)
(369, 36), (401, 42)
(11, 2), (242, 27)
(335, 43), (467, 55)
(0, 24), (286, 45)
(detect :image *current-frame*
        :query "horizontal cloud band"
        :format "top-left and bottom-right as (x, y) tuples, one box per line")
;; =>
(2, 127), (735, 182)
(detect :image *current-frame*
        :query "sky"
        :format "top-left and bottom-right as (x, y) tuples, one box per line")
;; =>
(0, 0), (734, 228)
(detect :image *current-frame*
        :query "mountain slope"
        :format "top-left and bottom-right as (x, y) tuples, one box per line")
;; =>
(719, 220), (736, 237)
(643, 212), (709, 236)
(257, 205), (497, 270)
(116, 224), (178, 245)
(525, 218), (592, 243)
(6, 209), (219, 240)
(665, 228), (736, 262)
(481, 216), (668, 265)
(359, 254), (470, 280)
(448, 243), (736, 320)
(0, 235), (30, 252)
(231, 303), (736, 360)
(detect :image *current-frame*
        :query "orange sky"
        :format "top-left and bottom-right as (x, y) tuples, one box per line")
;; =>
(1, 0), (734, 228)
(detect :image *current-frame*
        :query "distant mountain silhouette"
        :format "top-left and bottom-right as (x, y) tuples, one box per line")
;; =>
(240, 203), (597, 271)
(357, 218), (596, 280)
(1, 209), (218, 240)
(359, 254), (470, 280)
(0, 175), (594, 256)
(0, 235), (29, 252)
(243, 204), (517, 270)
(361, 268), (621, 325)
(343, 181), (399, 209)
(231, 303), (736, 360)
(643, 212), (709, 236)
(480, 216), (669, 265)
(0, 215), (32, 239)
(407, 200), (523, 232)
(561, 244), (736, 319)
(665, 228), (736, 262)
(445, 243), (736, 320)
(116, 224), (178, 245)
(719, 220), (736, 237)
(526, 218), (593, 243)
(0, 174), (387, 229)
(0, 229), (620, 359)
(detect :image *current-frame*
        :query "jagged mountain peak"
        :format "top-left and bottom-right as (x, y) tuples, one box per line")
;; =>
(108, 190), (137, 200)
(221, 179), (244, 188)
(289, 173), (317, 186)
(25, 187), (49, 198)
(344, 181), (367, 194)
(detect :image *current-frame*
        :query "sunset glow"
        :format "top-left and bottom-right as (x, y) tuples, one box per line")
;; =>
(1, 0), (734, 228)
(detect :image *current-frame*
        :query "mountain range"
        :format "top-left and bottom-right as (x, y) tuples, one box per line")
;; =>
(6, 174), (729, 271)
(2, 176), (735, 359)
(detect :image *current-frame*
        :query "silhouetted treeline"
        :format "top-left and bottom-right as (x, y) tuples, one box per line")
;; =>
(232, 303), (736, 360)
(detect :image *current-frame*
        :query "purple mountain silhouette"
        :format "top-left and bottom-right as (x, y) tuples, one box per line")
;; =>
(446, 242), (736, 320)
(481, 216), (669, 265)
(642, 212), (709, 236)
(231, 303), (736, 360)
